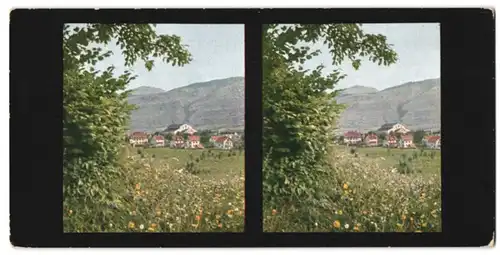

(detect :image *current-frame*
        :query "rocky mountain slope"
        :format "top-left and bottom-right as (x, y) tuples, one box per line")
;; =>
(335, 78), (441, 133)
(127, 76), (440, 133)
(128, 77), (244, 132)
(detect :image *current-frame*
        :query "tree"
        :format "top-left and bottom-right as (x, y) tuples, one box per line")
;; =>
(63, 24), (192, 215)
(262, 24), (397, 207)
(413, 129), (425, 144)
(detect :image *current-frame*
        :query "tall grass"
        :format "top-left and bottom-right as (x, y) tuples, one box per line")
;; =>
(263, 150), (441, 232)
(64, 150), (244, 232)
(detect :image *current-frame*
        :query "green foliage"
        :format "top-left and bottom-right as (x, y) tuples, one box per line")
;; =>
(63, 23), (192, 221)
(413, 130), (426, 144)
(262, 24), (397, 207)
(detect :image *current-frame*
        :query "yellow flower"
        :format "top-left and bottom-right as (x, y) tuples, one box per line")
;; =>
(343, 183), (349, 190)
(128, 221), (135, 229)
(353, 226), (359, 232)
(151, 223), (157, 228)
(333, 220), (341, 229)
(402, 215), (406, 221)
(272, 209), (277, 216)
(415, 230), (422, 233)
(135, 183), (140, 190)
(337, 210), (343, 215)
(422, 223), (428, 228)
(147, 227), (155, 232)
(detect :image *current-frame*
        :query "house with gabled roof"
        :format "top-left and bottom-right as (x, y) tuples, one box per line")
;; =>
(376, 122), (411, 135)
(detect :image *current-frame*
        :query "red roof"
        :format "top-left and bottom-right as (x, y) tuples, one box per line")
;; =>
(188, 135), (200, 141)
(426, 136), (440, 143)
(130, 132), (147, 139)
(344, 131), (362, 138)
(154, 135), (164, 141)
(366, 133), (378, 140)
(215, 136), (230, 143)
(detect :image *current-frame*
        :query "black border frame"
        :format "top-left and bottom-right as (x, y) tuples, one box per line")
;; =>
(10, 8), (495, 247)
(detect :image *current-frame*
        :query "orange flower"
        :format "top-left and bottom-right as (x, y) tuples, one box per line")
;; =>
(271, 209), (277, 216)
(151, 223), (157, 228)
(343, 183), (349, 190)
(218, 223), (223, 228)
(135, 183), (140, 190)
(195, 215), (201, 221)
(227, 210), (233, 215)
(353, 226), (360, 232)
(333, 220), (341, 229)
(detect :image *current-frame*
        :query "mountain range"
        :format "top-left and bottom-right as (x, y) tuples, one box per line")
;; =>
(127, 76), (440, 133)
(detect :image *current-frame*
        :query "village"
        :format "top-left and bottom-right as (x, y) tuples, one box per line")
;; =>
(338, 122), (441, 149)
(127, 123), (243, 150)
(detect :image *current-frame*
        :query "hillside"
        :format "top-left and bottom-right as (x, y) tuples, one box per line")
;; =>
(127, 76), (440, 133)
(128, 77), (244, 131)
(336, 78), (441, 133)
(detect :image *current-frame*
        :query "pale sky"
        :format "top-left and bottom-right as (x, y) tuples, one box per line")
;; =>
(303, 23), (441, 91)
(92, 24), (244, 91)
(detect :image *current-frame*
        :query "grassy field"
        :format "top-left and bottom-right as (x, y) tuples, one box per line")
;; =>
(144, 147), (244, 179)
(263, 146), (442, 232)
(64, 146), (245, 232)
(334, 145), (441, 176)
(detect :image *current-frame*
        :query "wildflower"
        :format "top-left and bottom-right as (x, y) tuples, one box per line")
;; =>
(151, 223), (157, 228)
(271, 209), (277, 216)
(344, 223), (350, 229)
(353, 226), (360, 232)
(68, 210), (73, 215)
(227, 210), (233, 215)
(234, 208), (239, 212)
(314, 222), (318, 227)
(109, 223), (113, 228)
(139, 224), (144, 230)
(128, 221), (135, 229)
(337, 210), (343, 215)
(333, 220), (341, 229)
(402, 215), (407, 221)
(131, 211), (137, 216)
(218, 223), (222, 228)
(147, 227), (155, 232)
(228, 202), (232, 206)
(135, 183), (140, 190)
(362, 211), (368, 215)
(343, 183), (349, 190)
(195, 215), (201, 221)
(415, 230), (422, 233)
(156, 210), (161, 216)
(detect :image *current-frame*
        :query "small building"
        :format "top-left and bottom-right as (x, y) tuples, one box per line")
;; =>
(343, 131), (362, 145)
(399, 134), (414, 148)
(214, 136), (234, 150)
(383, 135), (398, 148)
(129, 132), (148, 147)
(376, 122), (411, 135)
(423, 135), (441, 149)
(186, 135), (201, 149)
(364, 133), (378, 147)
(170, 135), (185, 148)
(150, 135), (165, 148)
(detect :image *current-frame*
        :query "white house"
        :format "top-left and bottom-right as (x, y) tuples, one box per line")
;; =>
(423, 135), (441, 149)
(129, 132), (148, 147)
(376, 122), (411, 135)
(343, 131), (362, 145)
(214, 136), (233, 150)
(163, 124), (197, 135)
